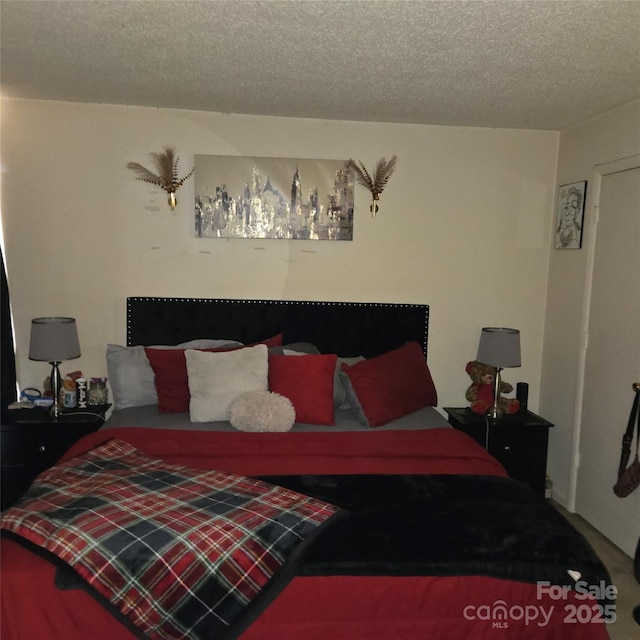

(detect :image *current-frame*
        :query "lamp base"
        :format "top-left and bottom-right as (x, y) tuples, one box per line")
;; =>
(490, 367), (504, 419)
(50, 401), (63, 419)
(49, 361), (63, 420)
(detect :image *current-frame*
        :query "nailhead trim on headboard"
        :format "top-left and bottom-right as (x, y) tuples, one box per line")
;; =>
(127, 298), (429, 359)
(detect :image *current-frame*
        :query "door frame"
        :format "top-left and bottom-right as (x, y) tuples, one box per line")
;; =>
(567, 153), (640, 512)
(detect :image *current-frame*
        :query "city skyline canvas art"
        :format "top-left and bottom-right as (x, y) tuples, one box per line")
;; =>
(194, 156), (355, 240)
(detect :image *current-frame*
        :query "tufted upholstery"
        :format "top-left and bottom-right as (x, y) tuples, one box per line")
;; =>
(127, 298), (429, 360)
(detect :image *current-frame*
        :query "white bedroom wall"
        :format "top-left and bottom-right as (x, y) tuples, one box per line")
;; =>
(542, 99), (640, 507)
(1, 98), (558, 415)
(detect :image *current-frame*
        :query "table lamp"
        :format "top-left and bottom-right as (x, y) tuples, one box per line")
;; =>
(29, 317), (81, 418)
(476, 327), (521, 419)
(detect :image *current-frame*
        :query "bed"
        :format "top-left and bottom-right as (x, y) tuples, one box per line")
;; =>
(1, 297), (613, 640)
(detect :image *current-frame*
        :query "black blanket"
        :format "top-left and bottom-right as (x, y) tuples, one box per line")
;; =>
(259, 474), (611, 599)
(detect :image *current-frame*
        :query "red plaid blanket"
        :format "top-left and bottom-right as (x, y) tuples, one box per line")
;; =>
(0, 439), (341, 640)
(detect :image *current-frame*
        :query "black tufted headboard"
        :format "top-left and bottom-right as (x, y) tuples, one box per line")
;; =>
(127, 298), (429, 360)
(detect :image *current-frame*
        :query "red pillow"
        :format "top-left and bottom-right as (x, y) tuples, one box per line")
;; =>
(146, 334), (282, 413)
(339, 341), (437, 427)
(268, 353), (337, 426)
(247, 334), (283, 348)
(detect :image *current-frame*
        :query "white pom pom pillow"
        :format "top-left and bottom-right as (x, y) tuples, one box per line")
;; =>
(229, 390), (296, 432)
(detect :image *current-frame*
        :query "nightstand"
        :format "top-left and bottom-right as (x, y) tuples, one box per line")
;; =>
(443, 407), (554, 497)
(1, 405), (109, 510)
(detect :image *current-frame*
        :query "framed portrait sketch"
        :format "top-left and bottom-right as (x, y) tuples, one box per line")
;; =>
(554, 181), (587, 249)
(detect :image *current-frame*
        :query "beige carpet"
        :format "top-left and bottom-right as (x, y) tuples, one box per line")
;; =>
(552, 502), (639, 640)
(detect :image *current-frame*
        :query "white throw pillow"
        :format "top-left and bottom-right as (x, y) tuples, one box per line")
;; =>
(185, 344), (268, 422)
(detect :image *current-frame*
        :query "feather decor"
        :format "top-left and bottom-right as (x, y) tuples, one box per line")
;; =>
(127, 146), (194, 211)
(347, 155), (397, 216)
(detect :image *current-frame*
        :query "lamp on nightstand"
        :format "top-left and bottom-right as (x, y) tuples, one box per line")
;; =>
(29, 317), (81, 418)
(476, 327), (521, 419)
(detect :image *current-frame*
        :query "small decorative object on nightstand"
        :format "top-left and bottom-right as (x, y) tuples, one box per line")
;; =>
(1, 405), (109, 510)
(444, 407), (554, 497)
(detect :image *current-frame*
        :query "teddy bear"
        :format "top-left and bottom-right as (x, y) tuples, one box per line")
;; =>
(465, 360), (520, 416)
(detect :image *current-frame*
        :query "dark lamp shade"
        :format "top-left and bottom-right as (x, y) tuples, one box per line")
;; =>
(476, 327), (521, 369)
(29, 317), (81, 362)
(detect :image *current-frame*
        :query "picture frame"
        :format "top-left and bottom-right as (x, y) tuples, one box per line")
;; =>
(554, 180), (587, 249)
(194, 155), (354, 240)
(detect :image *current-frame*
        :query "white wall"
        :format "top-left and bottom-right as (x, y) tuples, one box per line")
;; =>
(542, 100), (640, 506)
(1, 98), (558, 416)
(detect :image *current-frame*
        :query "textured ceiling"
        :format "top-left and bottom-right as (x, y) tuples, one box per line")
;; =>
(1, 0), (639, 131)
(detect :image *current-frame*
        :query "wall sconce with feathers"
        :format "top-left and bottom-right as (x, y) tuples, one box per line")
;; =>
(347, 155), (397, 216)
(127, 146), (194, 211)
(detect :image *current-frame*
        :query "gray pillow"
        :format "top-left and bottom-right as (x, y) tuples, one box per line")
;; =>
(106, 345), (157, 410)
(334, 356), (365, 409)
(338, 368), (368, 425)
(268, 342), (320, 355)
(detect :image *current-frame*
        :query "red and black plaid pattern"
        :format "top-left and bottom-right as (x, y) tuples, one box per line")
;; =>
(0, 439), (339, 640)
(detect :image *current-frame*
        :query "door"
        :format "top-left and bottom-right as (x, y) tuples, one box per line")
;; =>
(575, 162), (640, 557)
